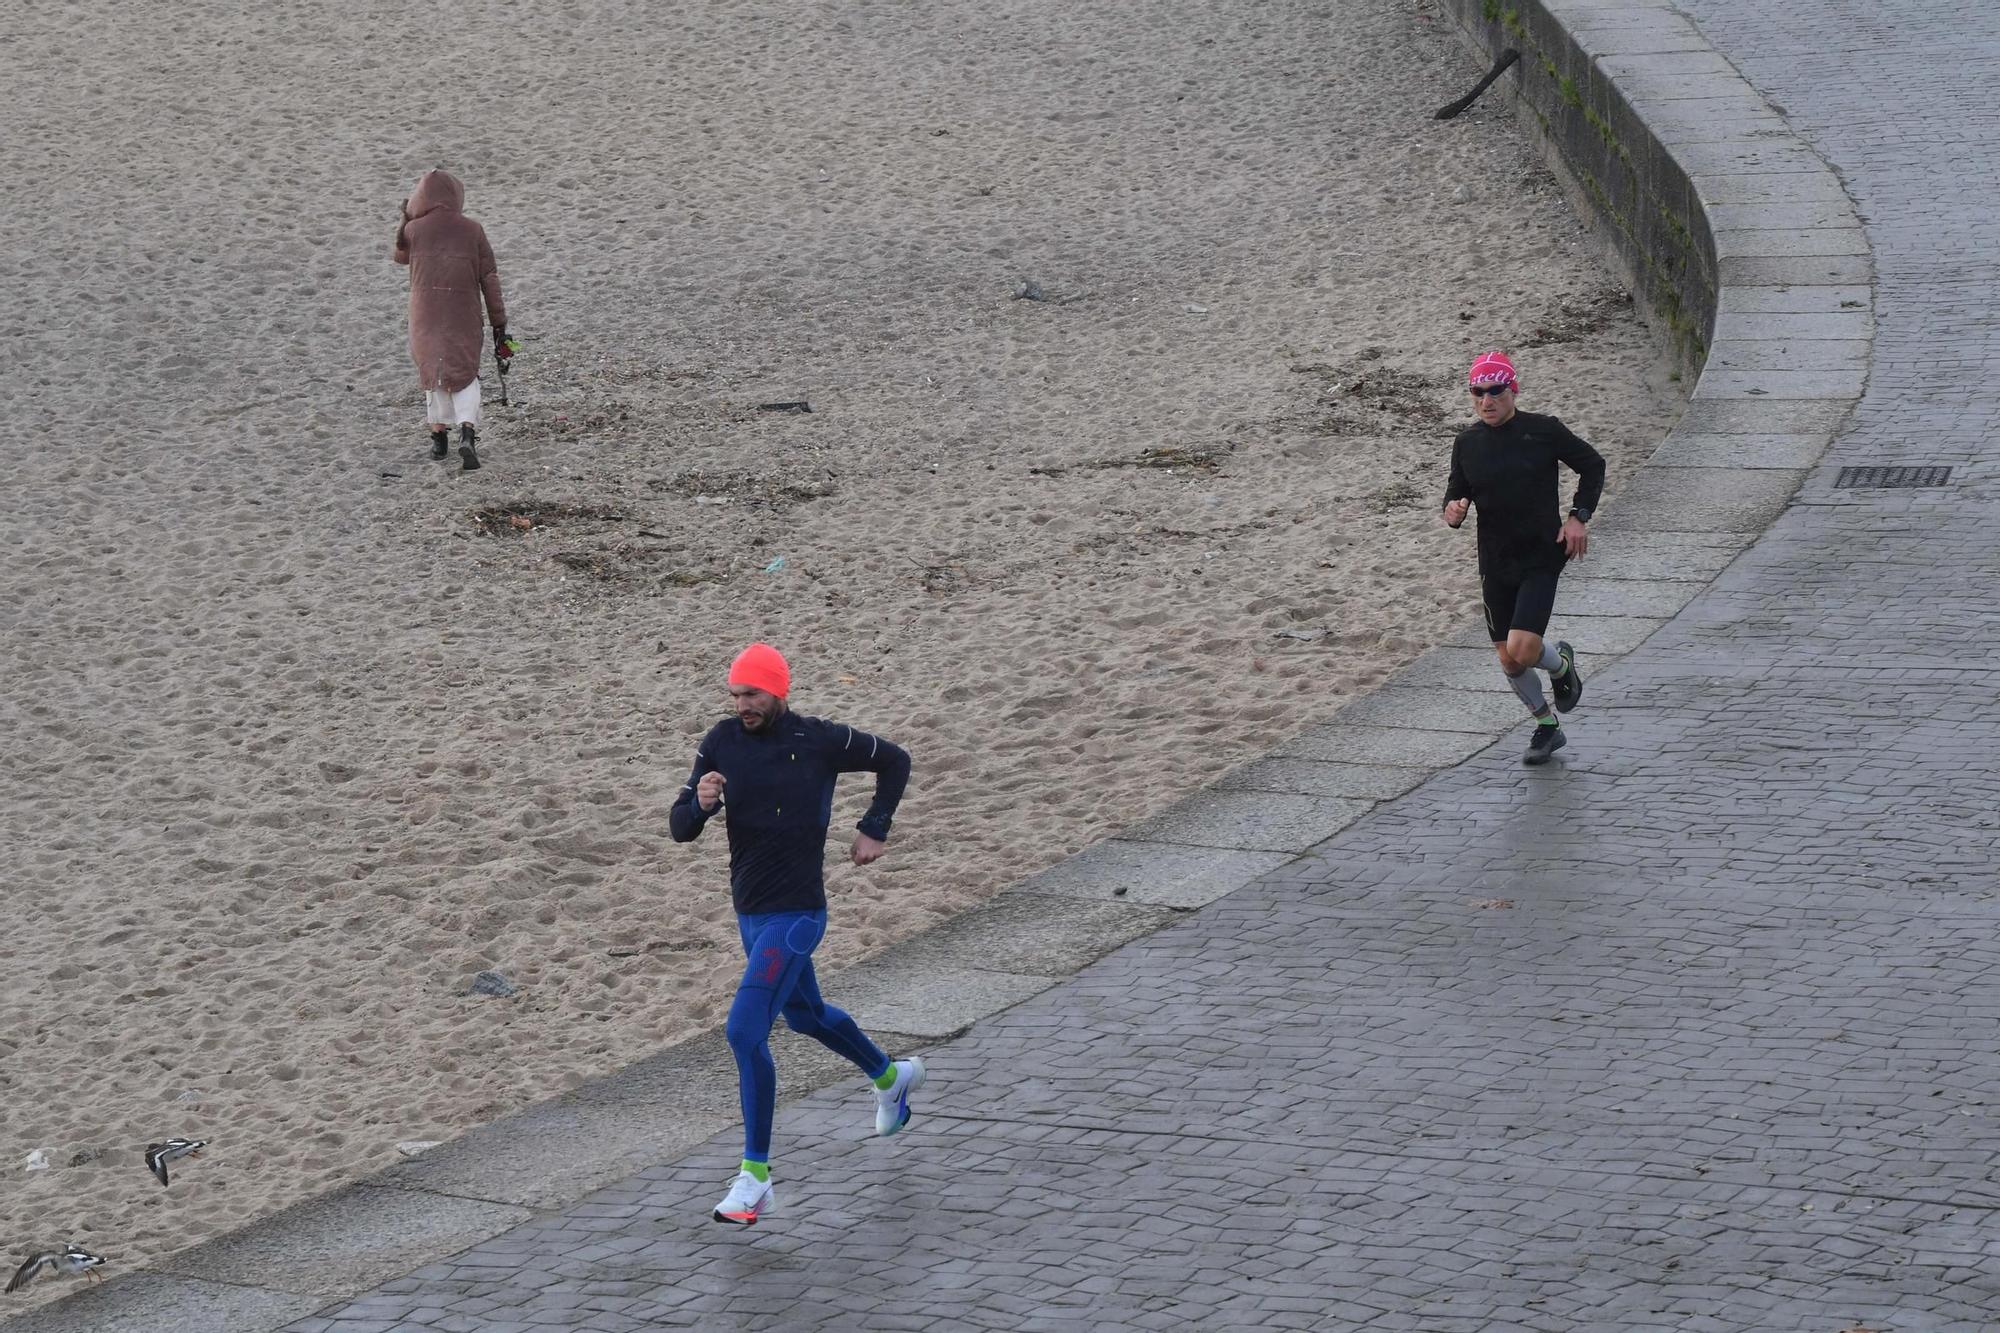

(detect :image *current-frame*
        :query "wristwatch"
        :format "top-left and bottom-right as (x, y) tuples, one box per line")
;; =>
(1568, 507), (1592, 524)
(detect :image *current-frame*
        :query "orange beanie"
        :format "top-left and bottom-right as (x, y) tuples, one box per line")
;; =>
(728, 642), (791, 698)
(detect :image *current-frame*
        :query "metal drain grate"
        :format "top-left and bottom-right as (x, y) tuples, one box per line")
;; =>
(1835, 465), (1953, 489)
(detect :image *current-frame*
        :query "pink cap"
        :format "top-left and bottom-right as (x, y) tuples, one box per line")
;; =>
(1468, 351), (1518, 389)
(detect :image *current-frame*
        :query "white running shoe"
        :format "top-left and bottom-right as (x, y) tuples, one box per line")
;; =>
(711, 1169), (775, 1226)
(874, 1057), (926, 1137)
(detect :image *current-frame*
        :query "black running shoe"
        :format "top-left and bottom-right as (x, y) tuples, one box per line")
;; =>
(430, 430), (450, 460)
(1550, 640), (1582, 713)
(1523, 722), (1566, 766)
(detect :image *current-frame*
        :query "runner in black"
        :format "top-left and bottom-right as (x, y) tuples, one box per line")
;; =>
(1441, 351), (1605, 765)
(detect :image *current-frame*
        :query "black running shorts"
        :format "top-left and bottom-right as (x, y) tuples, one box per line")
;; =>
(1482, 570), (1561, 640)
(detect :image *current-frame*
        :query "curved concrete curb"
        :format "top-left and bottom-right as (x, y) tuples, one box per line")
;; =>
(6, 5), (1873, 1329)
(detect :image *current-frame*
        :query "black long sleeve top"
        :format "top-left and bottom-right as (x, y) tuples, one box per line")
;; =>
(668, 711), (912, 915)
(1443, 410), (1607, 580)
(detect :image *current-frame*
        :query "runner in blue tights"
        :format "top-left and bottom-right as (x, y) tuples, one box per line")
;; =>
(669, 642), (923, 1225)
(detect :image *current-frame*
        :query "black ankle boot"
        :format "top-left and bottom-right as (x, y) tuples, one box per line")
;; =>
(430, 429), (450, 460)
(458, 424), (481, 472)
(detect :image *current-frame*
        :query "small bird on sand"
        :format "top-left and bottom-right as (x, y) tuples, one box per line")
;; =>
(6, 1244), (107, 1294)
(144, 1138), (207, 1187)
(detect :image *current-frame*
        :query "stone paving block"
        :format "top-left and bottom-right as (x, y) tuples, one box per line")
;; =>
(1694, 369), (1864, 400)
(1707, 201), (1864, 233)
(1577, 533), (1750, 582)
(1711, 311), (1870, 344)
(1333, 685), (1527, 734)
(1011, 837), (1293, 909)
(826, 956), (1053, 1038)
(1274, 722), (1489, 769)
(1220, 756), (1429, 802)
(1671, 396), (1854, 436)
(1693, 171), (1852, 206)
(1705, 338), (1869, 372)
(0, 1276), (326, 1333)
(1715, 253), (1873, 286)
(1646, 432), (1828, 469)
(1549, 577), (1700, 619)
(1606, 467), (1807, 531)
(1615, 70), (1763, 105)
(1124, 790), (1371, 853)
(1712, 226), (1869, 260)
(1387, 646), (1516, 691)
(1569, 27), (1711, 57)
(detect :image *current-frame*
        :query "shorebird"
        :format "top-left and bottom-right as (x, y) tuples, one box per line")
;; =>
(6, 1244), (107, 1294)
(144, 1137), (207, 1187)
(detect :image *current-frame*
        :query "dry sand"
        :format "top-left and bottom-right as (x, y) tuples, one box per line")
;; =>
(0, 0), (1681, 1306)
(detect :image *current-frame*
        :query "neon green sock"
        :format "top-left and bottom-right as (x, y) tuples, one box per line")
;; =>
(740, 1158), (769, 1182)
(1537, 713), (1559, 727)
(872, 1063), (899, 1091)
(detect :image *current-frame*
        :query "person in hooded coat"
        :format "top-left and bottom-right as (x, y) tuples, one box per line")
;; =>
(394, 169), (508, 471)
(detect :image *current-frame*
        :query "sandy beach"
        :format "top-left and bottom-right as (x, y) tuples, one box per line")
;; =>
(0, 0), (1680, 1307)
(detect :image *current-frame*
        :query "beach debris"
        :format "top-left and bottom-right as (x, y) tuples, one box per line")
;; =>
(1433, 47), (1520, 120)
(1184, 304), (1209, 314)
(1451, 184), (1475, 204)
(6, 1244), (107, 1294)
(1032, 442), (1232, 479)
(1369, 480), (1426, 513)
(657, 470), (833, 509)
(1522, 286), (1632, 347)
(1013, 279), (1048, 302)
(20, 1150), (47, 1173)
(909, 558), (969, 595)
(550, 542), (684, 583)
(1473, 898), (1516, 910)
(607, 938), (714, 959)
(144, 1138), (207, 1187)
(173, 1089), (204, 1104)
(757, 400), (813, 413)
(1272, 627), (1329, 642)
(764, 556), (786, 573)
(471, 501), (628, 536)
(468, 970), (520, 999)
(396, 1140), (443, 1158)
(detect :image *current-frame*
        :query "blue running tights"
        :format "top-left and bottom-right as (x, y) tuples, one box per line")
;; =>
(727, 910), (889, 1161)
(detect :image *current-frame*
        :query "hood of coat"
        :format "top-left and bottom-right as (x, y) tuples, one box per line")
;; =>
(407, 169), (465, 220)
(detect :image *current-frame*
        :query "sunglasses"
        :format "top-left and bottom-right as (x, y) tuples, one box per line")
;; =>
(1469, 382), (1515, 398)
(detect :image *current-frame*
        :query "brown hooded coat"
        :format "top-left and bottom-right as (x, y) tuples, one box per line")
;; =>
(393, 170), (507, 393)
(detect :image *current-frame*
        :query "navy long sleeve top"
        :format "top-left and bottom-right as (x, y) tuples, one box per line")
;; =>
(1443, 410), (1606, 581)
(668, 711), (912, 915)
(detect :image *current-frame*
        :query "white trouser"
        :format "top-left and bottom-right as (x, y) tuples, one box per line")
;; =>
(424, 379), (481, 428)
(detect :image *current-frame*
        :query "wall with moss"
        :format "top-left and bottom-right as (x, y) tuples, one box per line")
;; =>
(1436, 0), (1715, 377)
